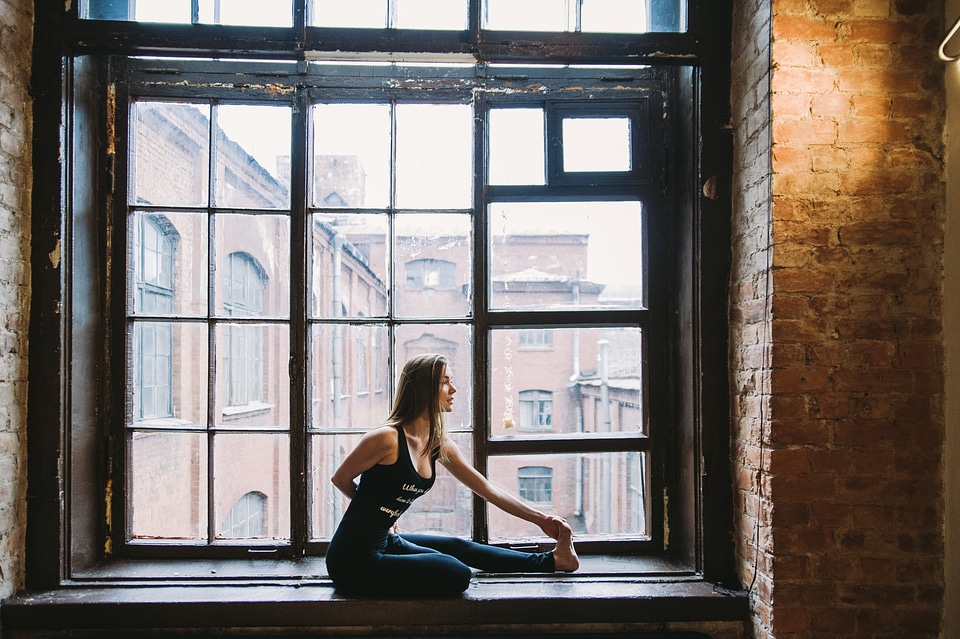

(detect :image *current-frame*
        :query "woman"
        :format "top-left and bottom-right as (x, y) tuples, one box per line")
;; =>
(326, 353), (579, 597)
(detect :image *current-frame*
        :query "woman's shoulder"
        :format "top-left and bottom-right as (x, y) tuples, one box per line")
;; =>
(357, 425), (400, 459)
(365, 424), (400, 445)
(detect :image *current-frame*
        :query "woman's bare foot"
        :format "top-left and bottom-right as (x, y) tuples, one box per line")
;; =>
(552, 521), (579, 572)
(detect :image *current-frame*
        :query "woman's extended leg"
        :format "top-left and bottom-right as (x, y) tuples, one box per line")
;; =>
(400, 533), (555, 573)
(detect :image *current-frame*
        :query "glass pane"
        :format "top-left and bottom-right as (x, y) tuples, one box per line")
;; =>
(129, 321), (209, 427)
(214, 105), (291, 209)
(214, 323), (290, 429)
(394, 0), (469, 30)
(310, 214), (389, 319)
(488, 108), (546, 186)
(488, 452), (649, 542)
(129, 431), (209, 540)
(130, 102), (210, 207)
(311, 432), (364, 539)
(310, 0), (387, 28)
(135, 0), (192, 23)
(483, 0), (569, 31)
(490, 327), (643, 436)
(309, 323), (391, 430)
(395, 103), (473, 209)
(129, 212), (208, 317)
(562, 117), (632, 172)
(213, 433), (290, 539)
(395, 213), (472, 318)
(647, 0), (686, 32)
(489, 201), (643, 310)
(198, 0), (293, 26)
(395, 323), (473, 431)
(400, 432), (473, 536)
(581, 0), (648, 33)
(214, 213), (290, 319)
(312, 104), (391, 209)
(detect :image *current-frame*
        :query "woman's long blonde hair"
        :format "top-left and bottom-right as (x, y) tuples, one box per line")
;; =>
(384, 353), (449, 460)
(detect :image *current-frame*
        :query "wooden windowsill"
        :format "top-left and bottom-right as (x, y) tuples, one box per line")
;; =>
(1, 556), (748, 638)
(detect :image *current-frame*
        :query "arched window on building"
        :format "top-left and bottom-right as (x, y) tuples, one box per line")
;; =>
(221, 491), (267, 538)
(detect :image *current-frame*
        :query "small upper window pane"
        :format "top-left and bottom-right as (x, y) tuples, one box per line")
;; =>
(483, 0), (686, 33)
(394, 0), (469, 30)
(84, 0), (292, 25)
(134, 0), (192, 23)
(488, 108), (546, 186)
(562, 117), (632, 173)
(310, 0), (467, 29)
(581, 0), (648, 33)
(483, 0), (569, 32)
(311, 0), (387, 28)
(198, 0), (292, 27)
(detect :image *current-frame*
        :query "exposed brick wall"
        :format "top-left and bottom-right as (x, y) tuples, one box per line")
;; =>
(730, 0), (774, 637)
(0, 0), (33, 600)
(732, 0), (946, 637)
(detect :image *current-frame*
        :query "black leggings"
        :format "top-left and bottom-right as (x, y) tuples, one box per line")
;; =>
(326, 532), (555, 597)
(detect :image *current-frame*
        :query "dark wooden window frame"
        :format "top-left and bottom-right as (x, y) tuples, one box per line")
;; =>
(26, 0), (735, 590)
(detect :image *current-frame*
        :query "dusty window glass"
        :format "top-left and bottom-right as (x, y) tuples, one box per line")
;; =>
(309, 213), (389, 319)
(394, 213), (472, 318)
(213, 214), (290, 319)
(130, 102), (210, 208)
(214, 105), (291, 209)
(489, 201), (644, 311)
(395, 104), (473, 210)
(488, 108), (546, 186)
(213, 433), (291, 539)
(491, 327), (644, 436)
(129, 431), (208, 540)
(312, 104), (391, 209)
(488, 452), (649, 542)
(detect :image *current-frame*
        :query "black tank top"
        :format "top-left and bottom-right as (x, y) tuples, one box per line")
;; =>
(339, 424), (437, 532)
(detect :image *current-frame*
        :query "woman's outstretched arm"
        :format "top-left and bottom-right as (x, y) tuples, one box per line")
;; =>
(439, 439), (568, 539)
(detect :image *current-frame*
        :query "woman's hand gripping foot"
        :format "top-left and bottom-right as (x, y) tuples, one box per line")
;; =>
(552, 520), (579, 572)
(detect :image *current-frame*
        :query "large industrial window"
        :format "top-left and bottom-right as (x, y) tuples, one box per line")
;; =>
(114, 60), (666, 554)
(35, 0), (732, 587)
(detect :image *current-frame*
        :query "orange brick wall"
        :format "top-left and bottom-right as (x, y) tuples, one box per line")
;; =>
(732, 1), (946, 637)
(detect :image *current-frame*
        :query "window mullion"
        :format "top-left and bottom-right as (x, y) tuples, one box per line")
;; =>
(206, 102), (218, 547)
(472, 90), (490, 544)
(289, 88), (309, 555)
